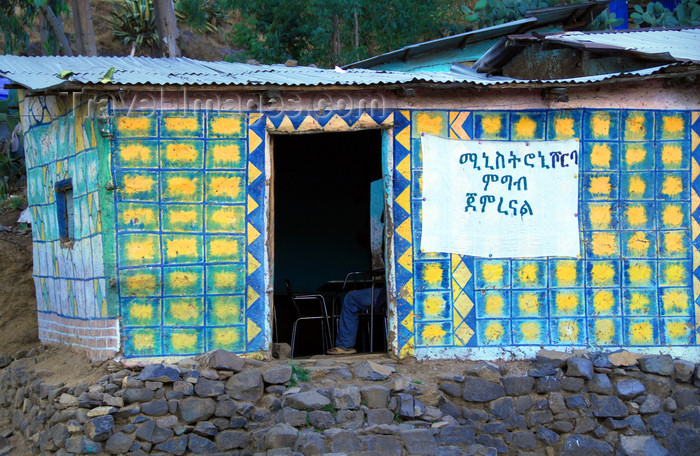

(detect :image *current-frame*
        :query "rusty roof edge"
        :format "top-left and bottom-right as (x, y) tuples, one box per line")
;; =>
(450, 62), (700, 86)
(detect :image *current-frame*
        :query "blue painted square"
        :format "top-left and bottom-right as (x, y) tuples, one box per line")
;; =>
(160, 111), (204, 138)
(474, 111), (509, 140)
(620, 201), (656, 230)
(163, 265), (204, 296)
(512, 319), (548, 345)
(161, 170), (204, 203)
(583, 142), (619, 171)
(584, 110), (619, 140)
(658, 260), (692, 287)
(623, 289), (659, 316)
(586, 260), (620, 288)
(548, 259), (584, 288)
(477, 319), (511, 346)
(123, 328), (162, 357)
(206, 326), (246, 352)
(622, 231), (656, 259)
(160, 140), (205, 169)
(550, 318), (586, 345)
(162, 296), (204, 326)
(416, 321), (453, 347)
(206, 263), (246, 295)
(583, 202), (617, 230)
(116, 170), (159, 202)
(207, 113), (246, 138)
(550, 289), (585, 317)
(588, 318), (622, 346)
(659, 286), (693, 316)
(621, 143), (655, 171)
(547, 111), (581, 140)
(117, 202), (160, 232)
(658, 230), (691, 258)
(206, 295), (245, 326)
(510, 112), (545, 140)
(622, 110), (654, 142)
(415, 290), (451, 321)
(583, 172), (618, 200)
(163, 327), (204, 355)
(661, 317), (694, 345)
(414, 261), (450, 291)
(656, 141), (690, 171)
(512, 260), (547, 288)
(620, 172), (654, 200)
(624, 317), (659, 346)
(475, 259), (510, 289)
(585, 231), (620, 259)
(586, 288), (620, 316)
(114, 139), (159, 169)
(122, 297), (161, 326)
(655, 111), (689, 141)
(475, 290), (511, 319)
(206, 140), (247, 170)
(205, 171), (246, 203)
(657, 202), (689, 230)
(512, 290), (547, 318)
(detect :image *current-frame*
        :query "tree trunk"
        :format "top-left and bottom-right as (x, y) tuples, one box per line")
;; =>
(331, 14), (341, 65)
(39, 14), (49, 55)
(354, 5), (359, 49)
(153, 0), (181, 58)
(39, 5), (73, 56)
(71, 0), (97, 56)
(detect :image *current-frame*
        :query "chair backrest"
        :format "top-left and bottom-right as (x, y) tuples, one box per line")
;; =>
(284, 279), (301, 319)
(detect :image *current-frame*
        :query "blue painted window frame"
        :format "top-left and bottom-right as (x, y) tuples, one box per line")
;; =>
(55, 178), (74, 246)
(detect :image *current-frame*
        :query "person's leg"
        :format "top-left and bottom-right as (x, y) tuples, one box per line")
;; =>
(334, 288), (373, 350)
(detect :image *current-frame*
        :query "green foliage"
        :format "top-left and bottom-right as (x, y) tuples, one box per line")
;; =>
(630, 1), (678, 26)
(230, 0), (460, 67)
(1, 0), (37, 54)
(462, 0), (625, 31)
(461, 0), (569, 29)
(675, 0), (700, 24)
(0, 0), (68, 55)
(175, 0), (231, 33)
(586, 9), (624, 30)
(5, 196), (24, 211)
(108, 0), (159, 53)
(287, 362), (311, 387)
(0, 146), (24, 202)
(631, 0), (700, 27)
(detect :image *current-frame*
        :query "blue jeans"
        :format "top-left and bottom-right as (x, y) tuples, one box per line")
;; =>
(336, 287), (386, 349)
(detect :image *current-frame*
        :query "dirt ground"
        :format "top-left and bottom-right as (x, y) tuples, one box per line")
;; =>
(0, 208), (39, 357)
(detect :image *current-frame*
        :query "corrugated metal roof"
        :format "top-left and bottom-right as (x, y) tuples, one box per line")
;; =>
(0, 54), (695, 92)
(450, 62), (685, 85)
(343, 0), (612, 69)
(472, 26), (700, 74)
(543, 27), (700, 63)
(0, 55), (460, 91)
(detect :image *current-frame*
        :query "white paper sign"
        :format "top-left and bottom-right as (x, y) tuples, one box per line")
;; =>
(421, 135), (580, 258)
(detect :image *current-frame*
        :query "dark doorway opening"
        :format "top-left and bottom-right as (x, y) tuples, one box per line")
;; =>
(272, 130), (384, 356)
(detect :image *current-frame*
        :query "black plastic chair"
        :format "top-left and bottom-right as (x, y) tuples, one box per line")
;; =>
(285, 279), (333, 358)
(340, 269), (387, 353)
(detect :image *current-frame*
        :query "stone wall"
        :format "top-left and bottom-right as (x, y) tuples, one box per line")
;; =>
(1, 349), (700, 455)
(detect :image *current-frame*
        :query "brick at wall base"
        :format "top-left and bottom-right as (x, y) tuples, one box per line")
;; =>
(37, 312), (120, 360)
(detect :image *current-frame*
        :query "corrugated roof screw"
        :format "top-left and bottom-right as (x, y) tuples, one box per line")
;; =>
(543, 87), (568, 102)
